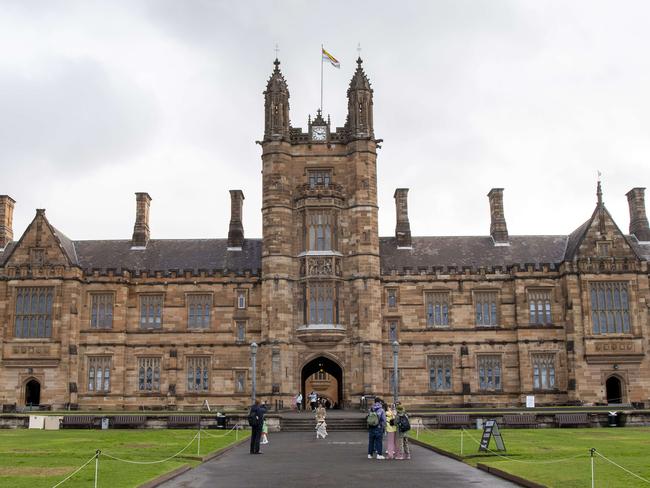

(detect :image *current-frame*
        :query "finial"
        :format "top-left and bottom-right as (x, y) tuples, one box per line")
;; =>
(597, 170), (603, 207)
(356, 56), (363, 66)
(274, 43), (280, 58)
(273, 58), (280, 69)
(317, 108), (322, 116)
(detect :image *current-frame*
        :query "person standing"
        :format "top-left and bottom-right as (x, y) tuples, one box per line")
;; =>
(385, 403), (397, 459)
(296, 392), (303, 412)
(366, 397), (386, 459)
(309, 391), (318, 411)
(395, 403), (411, 460)
(248, 399), (266, 454)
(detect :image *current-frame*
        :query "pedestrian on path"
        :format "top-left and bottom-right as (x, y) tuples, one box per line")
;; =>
(367, 397), (386, 459)
(385, 403), (397, 459)
(309, 391), (318, 411)
(315, 400), (328, 439)
(261, 419), (269, 445)
(296, 392), (303, 411)
(395, 403), (411, 460)
(248, 399), (266, 454)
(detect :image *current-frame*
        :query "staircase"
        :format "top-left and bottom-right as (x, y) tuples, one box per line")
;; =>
(281, 413), (367, 432)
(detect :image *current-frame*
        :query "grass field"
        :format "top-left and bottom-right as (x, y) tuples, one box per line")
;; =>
(0, 428), (249, 488)
(412, 427), (650, 488)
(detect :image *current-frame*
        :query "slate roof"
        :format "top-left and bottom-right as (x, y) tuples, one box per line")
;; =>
(379, 236), (569, 273)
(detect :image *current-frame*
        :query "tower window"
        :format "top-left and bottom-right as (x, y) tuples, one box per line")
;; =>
(306, 282), (339, 325)
(306, 212), (336, 251)
(308, 170), (331, 188)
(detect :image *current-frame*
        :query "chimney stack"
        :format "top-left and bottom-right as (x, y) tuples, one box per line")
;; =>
(488, 188), (509, 245)
(0, 195), (15, 249)
(394, 188), (412, 248)
(227, 190), (245, 249)
(626, 187), (650, 242)
(131, 192), (151, 248)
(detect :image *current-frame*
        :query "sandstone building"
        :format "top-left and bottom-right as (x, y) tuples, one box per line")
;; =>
(1, 58), (649, 410)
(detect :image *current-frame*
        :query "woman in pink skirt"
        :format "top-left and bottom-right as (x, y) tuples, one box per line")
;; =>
(385, 403), (398, 459)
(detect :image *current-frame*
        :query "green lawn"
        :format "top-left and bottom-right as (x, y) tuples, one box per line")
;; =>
(412, 427), (650, 488)
(0, 428), (249, 488)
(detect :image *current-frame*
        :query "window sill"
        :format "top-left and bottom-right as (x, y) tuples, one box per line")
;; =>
(136, 392), (164, 396)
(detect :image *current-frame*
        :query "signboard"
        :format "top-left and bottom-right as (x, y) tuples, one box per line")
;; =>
(478, 419), (506, 452)
(526, 395), (535, 408)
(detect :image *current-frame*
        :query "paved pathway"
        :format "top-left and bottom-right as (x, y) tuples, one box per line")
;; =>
(160, 431), (518, 488)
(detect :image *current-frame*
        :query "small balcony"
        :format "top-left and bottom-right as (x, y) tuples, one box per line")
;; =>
(295, 323), (346, 346)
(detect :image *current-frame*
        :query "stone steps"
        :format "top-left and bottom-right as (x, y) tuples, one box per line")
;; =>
(281, 417), (367, 432)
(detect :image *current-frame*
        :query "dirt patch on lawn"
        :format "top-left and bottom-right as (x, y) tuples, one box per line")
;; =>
(0, 466), (74, 477)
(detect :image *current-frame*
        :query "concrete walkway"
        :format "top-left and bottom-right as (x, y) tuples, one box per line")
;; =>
(160, 431), (518, 488)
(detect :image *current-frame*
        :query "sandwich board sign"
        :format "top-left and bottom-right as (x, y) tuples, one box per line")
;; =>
(478, 419), (506, 452)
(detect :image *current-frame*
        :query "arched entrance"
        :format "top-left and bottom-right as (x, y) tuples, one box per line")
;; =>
(606, 376), (623, 404)
(301, 356), (343, 409)
(25, 379), (41, 406)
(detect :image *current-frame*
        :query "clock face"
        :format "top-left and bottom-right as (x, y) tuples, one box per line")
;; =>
(311, 125), (327, 141)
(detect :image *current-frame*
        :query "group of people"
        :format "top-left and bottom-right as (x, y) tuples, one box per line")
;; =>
(292, 391), (334, 412)
(247, 399), (269, 454)
(366, 397), (411, 460)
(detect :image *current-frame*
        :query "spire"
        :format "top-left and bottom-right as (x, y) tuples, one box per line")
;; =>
(346, 57), (374, 140)
(264, 58), (290, 141)
(597, 178), (606, 235)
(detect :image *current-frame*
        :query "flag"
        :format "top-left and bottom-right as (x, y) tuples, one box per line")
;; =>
(322, 48), (340, 69)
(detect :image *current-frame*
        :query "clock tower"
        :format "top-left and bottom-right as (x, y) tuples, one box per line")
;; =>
(259, 57), (381, 407)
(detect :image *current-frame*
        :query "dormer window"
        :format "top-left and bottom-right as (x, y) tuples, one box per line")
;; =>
(597, 241), (611, 256)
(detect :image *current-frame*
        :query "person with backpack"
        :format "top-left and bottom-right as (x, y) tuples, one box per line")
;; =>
(394, 403), (411, 460)
(366, 397), (386, 459)
(248, 399), (266, 454)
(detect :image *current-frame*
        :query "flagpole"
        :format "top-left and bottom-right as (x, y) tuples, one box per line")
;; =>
(320, 44), (324, 113)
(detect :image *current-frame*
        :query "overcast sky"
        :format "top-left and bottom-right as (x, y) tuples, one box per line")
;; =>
(2, 1), (650, 241)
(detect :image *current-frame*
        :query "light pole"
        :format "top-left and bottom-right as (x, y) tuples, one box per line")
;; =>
(392, 340), (399, 405)
(250, 342), (258, 403)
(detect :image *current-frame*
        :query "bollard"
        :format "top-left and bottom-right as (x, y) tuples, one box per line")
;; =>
(95, 450), (101, 488)
(461, 430), (464, 457)
(197, 427), (201, 457)
(590, 448), (596, 488)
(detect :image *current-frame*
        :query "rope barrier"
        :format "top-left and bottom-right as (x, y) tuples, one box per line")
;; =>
(594, 451), (650, 484)
(200, 423), (242, 439)
(101, 432), (199, 465)
(51, 452), (98, 488)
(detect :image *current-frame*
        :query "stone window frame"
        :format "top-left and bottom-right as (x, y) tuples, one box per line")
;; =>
(235, 320), (247, 343)
(304, 281), (339, 325)
(589, 281), (631, 335)
(531, 352), (556, 391)
(428, 355), (453, 392)
(473, 290), (499, 327)
(596, 240), (612, 257)
(138, 356), (162, 393)
(527, 288), (552, 325)
(387, 318), (399, 342)
(234, 369), (247, 393)
(302, 208), (339, 252)
(386, 287), (398, 309)
(186, 293), (212, 329)
(90, 292), (114, 329)
(236, 289), (248, 310)
(425, 290), (451, 328)
(14, 286), (54, 338)
(307, 168), (332, 189)
(186, 356), (211, 393)
(87, 355), (112, 394)
(477, 354), (502, 391)
(139, 294), (164, 329)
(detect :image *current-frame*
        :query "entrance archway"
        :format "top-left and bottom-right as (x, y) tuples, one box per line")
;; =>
(301, 356), (343, 409)
(606, 376), (623, 404)
(25, 379), (41, 406)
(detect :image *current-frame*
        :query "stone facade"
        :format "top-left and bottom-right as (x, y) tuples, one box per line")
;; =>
(1, 59), (650, 410)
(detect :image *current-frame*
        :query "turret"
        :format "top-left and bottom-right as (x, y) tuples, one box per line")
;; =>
(263, 59), (290, 141)
(346, 58), (374, 140)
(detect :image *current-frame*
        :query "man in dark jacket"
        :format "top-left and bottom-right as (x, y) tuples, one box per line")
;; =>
(367, 397), (386, 459)
(248, 399), (266, 454)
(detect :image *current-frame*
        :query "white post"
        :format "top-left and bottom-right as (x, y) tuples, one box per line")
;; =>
(197, 426), (201, 457)
(461, 430), (464, 457)
(416, 424), (420, 440)
(94, 450), (100, 488)
(236, 424), (239, 441)
(590, 448), (596, 488)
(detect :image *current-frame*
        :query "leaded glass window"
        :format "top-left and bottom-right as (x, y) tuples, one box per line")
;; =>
(15, 287), (54, 338)
(140, 295), (163, 329)
(90, 293), (113, 329)
(388, 320), (398, 341)
(236, 321), (246, 342)
(429, 355), (453, 391)
(590, 282), (630, 334)
(475, 292), (498, 326)
(188, 294), (211, 328)
(138, 357), (161, 392)
(237, 290), (247, 309)
(187, 357), (210, 392)
(308, 169), (331, 188)
(426, 292), (449, 327)
(529, 289), (552, 325)
(387, 288), (397, 309)
(306, 212), (335, 251)
(478, 355), (502, 391)
(88, 356), (111, 393)
(307, 282), (338, 324)
(532, 354), (556, 390)
(235, 371), (245, 393)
